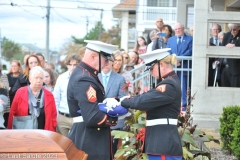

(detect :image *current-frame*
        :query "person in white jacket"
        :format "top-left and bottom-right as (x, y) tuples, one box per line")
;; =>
(0, 87), (8, 129)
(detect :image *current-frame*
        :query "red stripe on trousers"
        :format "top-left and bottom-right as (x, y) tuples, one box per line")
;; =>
(162, 155), (166, 160)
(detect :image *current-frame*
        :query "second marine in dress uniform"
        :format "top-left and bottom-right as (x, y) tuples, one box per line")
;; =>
(106, 48), (183, 160)
(67, 40), (119, 160)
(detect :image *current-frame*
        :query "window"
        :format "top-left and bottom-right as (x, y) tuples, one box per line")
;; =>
(147, 0), (176, 7)
(187, 5), (194, 28)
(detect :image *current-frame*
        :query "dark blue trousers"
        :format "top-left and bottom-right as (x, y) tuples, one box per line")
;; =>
(147, 154), (182, 160)
(177, 72), (188, 111)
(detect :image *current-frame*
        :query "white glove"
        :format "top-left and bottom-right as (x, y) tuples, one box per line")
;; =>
(102, 98), (120, 108)
(120, 96), (131, 103)
(118, 112), (131, 120)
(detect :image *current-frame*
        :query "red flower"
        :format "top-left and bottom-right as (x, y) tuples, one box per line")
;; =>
(136, 128), (145, 142)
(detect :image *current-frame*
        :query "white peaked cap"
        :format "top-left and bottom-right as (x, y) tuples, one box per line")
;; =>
(139, 48), (171, 65)
(84, 40), (117, 61)
(84, 40), (117, 55)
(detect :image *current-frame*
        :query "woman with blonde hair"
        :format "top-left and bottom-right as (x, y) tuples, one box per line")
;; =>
(112, 50), (134, 95)
(7, 60), (23, 104)
(11, 54), (41, 95)
(4, 60), (23, 127)
(121, 51), (130, 70)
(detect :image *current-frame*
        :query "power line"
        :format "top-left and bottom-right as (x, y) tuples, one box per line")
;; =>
(0, 3), (172, 14)
(52, 8), (78, 24)
(48, 0), (137, 6)
(77, 0), (99, 20)
(9, 0), (44, 17)
(0, 0), (176, 11)
(27, 0), (41, 6)
(16, 5), (44, 17)
(50, 0), (177, 8)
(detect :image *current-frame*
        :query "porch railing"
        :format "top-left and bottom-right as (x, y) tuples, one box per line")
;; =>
(129, 56), (192, 93)
(143, 7), (177, 22)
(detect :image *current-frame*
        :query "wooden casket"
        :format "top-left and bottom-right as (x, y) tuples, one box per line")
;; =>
(0, 130), (88, 160)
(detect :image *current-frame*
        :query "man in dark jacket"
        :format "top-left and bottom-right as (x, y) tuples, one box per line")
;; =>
(221, 23), (240, 87)
(209, 24), (223, 87)
(67, 40), (118, 160)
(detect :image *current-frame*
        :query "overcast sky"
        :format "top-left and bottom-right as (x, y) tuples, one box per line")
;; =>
(0, 0), (120, 51)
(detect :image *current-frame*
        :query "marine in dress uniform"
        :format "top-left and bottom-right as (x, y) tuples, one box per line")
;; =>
(107, 49), (183, 160)
(67, 40), (119, 160)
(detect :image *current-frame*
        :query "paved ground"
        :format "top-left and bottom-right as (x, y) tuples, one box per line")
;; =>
(210, 148), (237, 160)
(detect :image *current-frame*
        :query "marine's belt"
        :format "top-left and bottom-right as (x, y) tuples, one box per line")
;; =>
(73, 116), (84, 123)
(146, 118), (178, 126)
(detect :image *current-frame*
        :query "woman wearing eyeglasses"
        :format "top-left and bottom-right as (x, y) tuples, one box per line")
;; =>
(121, 51), (130, 71)
(112, 51), (134, 95)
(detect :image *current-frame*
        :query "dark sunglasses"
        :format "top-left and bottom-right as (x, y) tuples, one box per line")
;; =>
(123, 57), (129, 59)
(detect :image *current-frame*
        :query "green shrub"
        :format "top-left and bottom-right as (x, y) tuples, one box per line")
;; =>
(219, 105), (240, 153)
(231, 116), (240, 159)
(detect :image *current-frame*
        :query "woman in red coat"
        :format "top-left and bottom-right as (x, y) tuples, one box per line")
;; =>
(8, 66), (57, 131)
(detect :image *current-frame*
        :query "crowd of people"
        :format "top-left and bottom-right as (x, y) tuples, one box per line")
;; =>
(0, 17), (239, 160)
(0, 53), (58, 130)
(209, 23), (240, 88)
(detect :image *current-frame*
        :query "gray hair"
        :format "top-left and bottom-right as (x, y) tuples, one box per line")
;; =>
(218, 31), (224, 37)
(174, 22), (185, 29)
(150, 29), (158, 38)
(228, 23), (240, 29)
(113, 50), (121, 55)
(29, 66), (45, 78)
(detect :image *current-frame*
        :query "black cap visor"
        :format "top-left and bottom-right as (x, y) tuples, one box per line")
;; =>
(101, 52), (114, 62)
(86, 47), (114, 62)
(144, 59), (158, 72)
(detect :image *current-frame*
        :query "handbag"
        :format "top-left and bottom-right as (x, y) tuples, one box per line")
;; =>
(12, 89), (42, 129)
(12, 115), (38, 129)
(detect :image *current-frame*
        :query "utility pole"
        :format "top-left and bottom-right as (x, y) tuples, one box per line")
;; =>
(77, 6), (103, 40)
(46, 0), (50, 61)
(86, 16), (89, 33)
(98, 9), (103, 40)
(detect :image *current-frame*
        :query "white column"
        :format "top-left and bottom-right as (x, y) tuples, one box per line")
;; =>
(192, 0), (240, 129)
(121, 11), (129, 50)
(176, 0), (194, 26)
